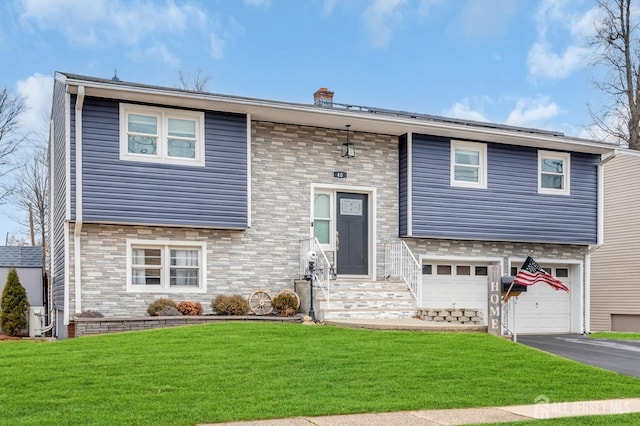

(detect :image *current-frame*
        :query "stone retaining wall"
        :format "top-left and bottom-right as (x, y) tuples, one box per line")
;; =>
(72, 316), (301, 337)
(418, 308), (482, 325)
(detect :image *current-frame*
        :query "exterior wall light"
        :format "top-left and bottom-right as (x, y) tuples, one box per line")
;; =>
(341, 124), (355, 158)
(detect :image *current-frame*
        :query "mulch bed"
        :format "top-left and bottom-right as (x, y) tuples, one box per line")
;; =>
(0, 333), (22, 341)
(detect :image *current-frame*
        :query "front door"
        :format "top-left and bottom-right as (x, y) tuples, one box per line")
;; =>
(336, 192), (368, 275)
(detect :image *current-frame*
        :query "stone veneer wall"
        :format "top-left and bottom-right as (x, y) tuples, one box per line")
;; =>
(403, 239), (587, 275)
(68, 119), (589, 320)
(71, 121), (400, 317)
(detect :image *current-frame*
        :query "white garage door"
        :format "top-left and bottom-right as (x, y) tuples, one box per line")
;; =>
(421, 263), (492, 324)
(512, 265), (572, 334)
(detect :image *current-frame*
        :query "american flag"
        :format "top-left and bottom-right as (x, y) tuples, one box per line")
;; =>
(513, 256), (569, 292)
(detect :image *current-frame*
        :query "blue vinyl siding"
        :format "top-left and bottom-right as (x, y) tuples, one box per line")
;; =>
(407, 134), (599, 244)
(78, 98), (248, 228)
(51, 80), (67, 310)
(398, 135), (408, 236)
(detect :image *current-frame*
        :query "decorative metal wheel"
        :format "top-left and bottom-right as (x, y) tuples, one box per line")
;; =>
(248, 290), (273, 315)
(276, 289), (301, 310)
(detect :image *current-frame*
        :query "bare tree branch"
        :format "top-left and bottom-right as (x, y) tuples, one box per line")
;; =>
(0, 88), (26, 199)
(590, 0), (640, 149)
(177, 69), (212, 93)
(11, 146), (49, 247)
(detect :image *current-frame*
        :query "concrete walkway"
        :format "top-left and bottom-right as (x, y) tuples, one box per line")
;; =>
(204, 398), (640, 425)
(324, 317), (487, 332)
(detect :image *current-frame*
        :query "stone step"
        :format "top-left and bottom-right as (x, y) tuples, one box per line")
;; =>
(313, 278), (417, 321)
(329, 280), (407, 290)
(321, 299), (417, 311)
(322, 308), (418, 321)
(327, 291), (415, 300)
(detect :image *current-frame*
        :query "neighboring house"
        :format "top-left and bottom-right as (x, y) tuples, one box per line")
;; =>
(49, 72), (616, 338)
(0, 246), (45, 332)
(0, 246), (44, 306)
(590, 149), (640, 332)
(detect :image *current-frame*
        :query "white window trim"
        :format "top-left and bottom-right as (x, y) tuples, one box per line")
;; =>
(119, 103), (205, 167)
(450, 140), (487, 189)
(125, 239), (207, 294)
(312, 191), (335, 252)
(538, 150), (570, 195)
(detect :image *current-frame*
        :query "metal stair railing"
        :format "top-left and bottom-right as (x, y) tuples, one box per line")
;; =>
(299, 237), (332, 310)
(501, 296), (517, 342)
(384, 240), (421, 303)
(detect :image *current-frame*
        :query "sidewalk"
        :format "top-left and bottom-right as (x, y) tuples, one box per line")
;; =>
(204, 398), (640, 425)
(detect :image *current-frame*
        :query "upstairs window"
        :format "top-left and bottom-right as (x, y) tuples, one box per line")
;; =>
(538, 151), (570, 195)
(451, 141), (487, 189)
(120, 104), (205, 166)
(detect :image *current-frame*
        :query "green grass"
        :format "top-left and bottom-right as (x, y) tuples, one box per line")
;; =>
(589, 332), (640, 340)
(489, 413), (640, 425)
(1, 323), (639, 425)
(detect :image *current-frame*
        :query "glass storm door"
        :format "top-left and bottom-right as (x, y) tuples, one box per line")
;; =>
(336, 192), (368, 275)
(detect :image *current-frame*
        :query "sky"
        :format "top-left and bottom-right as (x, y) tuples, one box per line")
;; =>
(0, 0), (610, 242)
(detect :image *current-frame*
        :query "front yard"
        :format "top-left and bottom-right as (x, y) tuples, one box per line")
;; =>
(1, 323), (639, 425)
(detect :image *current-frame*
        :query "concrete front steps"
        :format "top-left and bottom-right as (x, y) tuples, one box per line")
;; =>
(318, 278), (417, 321)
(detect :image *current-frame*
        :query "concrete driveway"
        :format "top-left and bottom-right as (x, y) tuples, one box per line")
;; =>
(517, 334), (640, 378)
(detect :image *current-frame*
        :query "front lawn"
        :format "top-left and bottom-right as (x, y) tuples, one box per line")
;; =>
(589, 332), (640, 340)
(1, 323), (639, 425)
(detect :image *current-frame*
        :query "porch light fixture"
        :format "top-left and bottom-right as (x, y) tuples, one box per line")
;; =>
(341, 124), (355, 158)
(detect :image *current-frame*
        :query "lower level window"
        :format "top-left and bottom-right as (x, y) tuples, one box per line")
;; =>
(127, 240), (206, 293)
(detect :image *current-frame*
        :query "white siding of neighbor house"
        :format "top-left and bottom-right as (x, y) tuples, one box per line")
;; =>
(590, 151), (640, 331)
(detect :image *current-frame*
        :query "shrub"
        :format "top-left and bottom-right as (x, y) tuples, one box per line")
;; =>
(75, 310), (104, 318)
(271, 292), (298, 317)
(211, 295), (249, 316)
(147, 298), (177, 316)
(176, 301), (204, 316)
(157, 306), (182, 316)
(0, 268), (30, 336)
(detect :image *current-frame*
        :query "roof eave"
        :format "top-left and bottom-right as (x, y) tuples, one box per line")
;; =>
(61, 75), (617, 155)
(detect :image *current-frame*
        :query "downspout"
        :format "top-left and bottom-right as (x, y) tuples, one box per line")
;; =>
(40, 119), (56, 335)
(583, 150), (617, 334)
(74, 86), (85, 318)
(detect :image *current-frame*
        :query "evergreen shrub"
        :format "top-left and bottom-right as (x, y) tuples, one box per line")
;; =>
(0, 268), (30, 336)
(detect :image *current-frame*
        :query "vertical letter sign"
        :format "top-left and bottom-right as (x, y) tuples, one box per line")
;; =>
(487, 265), (502, 336)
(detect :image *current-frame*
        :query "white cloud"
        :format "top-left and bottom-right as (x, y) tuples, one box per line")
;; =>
(146, 43), (180, 67)
(321, 0), (338, 16)
(18, 0), (232, 60)
(361, 0), (407, 48)
(16, 73), (53, 139)
(417, 0), (443, 19)
(459, 0), (516, 38)
(527, 41), (591, 79)
(443, 99), (490, 123)
(506, 96), (561, 128)
(527, 0), (598, 80)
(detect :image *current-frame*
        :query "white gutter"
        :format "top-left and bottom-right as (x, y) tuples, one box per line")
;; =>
(583, 150), (618, 334)
(73, 85), (85, 316)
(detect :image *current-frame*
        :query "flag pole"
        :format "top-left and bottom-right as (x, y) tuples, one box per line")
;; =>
(503, 250), (532, 302)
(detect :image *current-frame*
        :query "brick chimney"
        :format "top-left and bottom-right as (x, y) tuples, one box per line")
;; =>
(313, 87), (334, 107)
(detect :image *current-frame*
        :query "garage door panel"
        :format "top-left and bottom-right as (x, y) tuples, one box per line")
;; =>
(513, 266), (572, 334)
(422, 262), (575, 333)
(422, 263), (490, 324)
